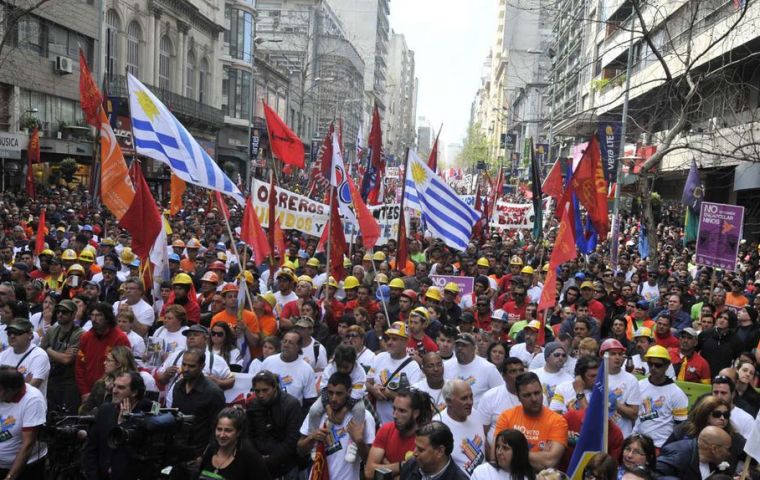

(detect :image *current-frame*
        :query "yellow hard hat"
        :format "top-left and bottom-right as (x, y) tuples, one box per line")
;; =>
(372, 251), (386, 262)
(282, 260), (297, 271)
(425, 287), (442, 302)
(67, 263), (85, 275)
(444, 282), (460, 293)
(644, 345), (671, 361)
(101, 237), (116, 247)
(306, 258), (320, 268)
(343, 257), (352, 268)
(374, 273), (388, 285)
(39, 249), (55, 257)
(327, 276), (338, 288)
(633, 327), (654, 339)
(389, 278), (405, 289)
(78, 250), (95, 263)
(259, 292), (276, 307)
(172, 273), (193, 286)
(217, 251), (228, 262)
(297, 275), (313, 285)
(120, 247), (135, 264)
(476, 257), (490, 267)
(521, 266), (535, 275)
(411, 306), (430, 320)
(362, 252), (372, 262)
(542, 263), (550, 272)
(61, 249), (78, 261)
(238, 271), (254, 283)
(509, 255), (524, 266)
(343, 276), (360, 290)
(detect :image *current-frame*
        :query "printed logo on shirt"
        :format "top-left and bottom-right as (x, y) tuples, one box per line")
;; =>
(458, 375), (476, 386)
(325, 425), (347, 457)
(639, 395), (665, 421)
(278, 374), (293, 390)
(0, 415), (16, 442)
(460, 435), (485, 475)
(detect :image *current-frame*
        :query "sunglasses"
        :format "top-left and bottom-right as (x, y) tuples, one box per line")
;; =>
(346, 333), (361, 338)
(647, 361), (667, 369)
(711, 410), (730, 419)
(552, 352), (567, 358)
(210, 331), (225, 337)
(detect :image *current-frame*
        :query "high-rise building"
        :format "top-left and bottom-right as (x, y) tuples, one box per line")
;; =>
(383, 31), (417, 163)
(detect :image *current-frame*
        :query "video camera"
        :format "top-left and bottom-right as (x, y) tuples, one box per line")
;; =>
(41, 410), (96, 480)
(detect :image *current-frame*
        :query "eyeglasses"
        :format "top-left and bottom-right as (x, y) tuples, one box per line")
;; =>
(346, 333), (361, 338)
(623, 446), (646, 456)
(647, 361), (667, 369)
(210, 331), (225, 337)
(552, 352), (567, 358)
(711, 410), (731, 419)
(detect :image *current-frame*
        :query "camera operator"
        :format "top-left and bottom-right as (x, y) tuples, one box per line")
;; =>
(0, 365), (47, 480)
(246, 370), (304, 478)
(82, 371), (151, 480)
(170, 348), (225, 458)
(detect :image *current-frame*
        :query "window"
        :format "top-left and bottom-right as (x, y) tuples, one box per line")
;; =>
(105, 10), (120, 77)
(127, 21), (141, 76)
(199, 58), (209, 104)
(17, 16), (43, 54)
(186, 51), (196, 99)
(225, 7), (253, 61)
(159, 35), (172, 90)
(222, 66), (251, 119)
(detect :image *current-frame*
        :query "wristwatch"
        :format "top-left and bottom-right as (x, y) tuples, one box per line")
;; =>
(576, 392), (585, 400)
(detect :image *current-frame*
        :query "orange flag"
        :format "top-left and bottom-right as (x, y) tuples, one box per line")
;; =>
(241, 196), (271, 267)
(34, 208), (46, 255)
(170, 174), (186, 215)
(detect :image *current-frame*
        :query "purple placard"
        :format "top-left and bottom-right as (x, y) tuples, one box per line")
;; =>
(430, 275), (474, 297)
(695, 202), (744, 271)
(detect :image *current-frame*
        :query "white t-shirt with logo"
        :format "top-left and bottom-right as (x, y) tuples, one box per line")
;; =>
(443, 356), (504, 405)
(549, 379), (592, 414)
(532, 367), (573, 406)
(261, 354), (317, 405)
(440, 408), (487, 477)
(509, 342), (542, 367)
(150, 327), (188, 357)
(0, 384), (47, 468)
(368, 352), (423, 424)
(299, 409), (376, 480)
(0, 345), (51, 397)
(319, 362), (366, 401)
(356, 348), (375, 372)
(608, 370), (642, 437)
(634, 378), (688, 447)
(413, 379), (446, 413)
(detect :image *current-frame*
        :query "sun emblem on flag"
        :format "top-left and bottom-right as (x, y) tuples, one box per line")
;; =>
(412, 161), (427, 185)
(136, 90), (159, 120)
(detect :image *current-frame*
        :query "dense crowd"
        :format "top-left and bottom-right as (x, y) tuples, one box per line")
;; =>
(0, 181), (759, 480)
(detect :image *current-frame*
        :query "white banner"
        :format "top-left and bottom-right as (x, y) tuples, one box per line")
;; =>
(251, 178), (329, 236)
(490, 200), (550, 231)
(343, 203), (410, 245)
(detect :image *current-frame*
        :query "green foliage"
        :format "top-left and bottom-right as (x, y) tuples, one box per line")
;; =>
(223, 161), (237, 179)
(59, 158), (78, 183)
(458, 122), (490, 168)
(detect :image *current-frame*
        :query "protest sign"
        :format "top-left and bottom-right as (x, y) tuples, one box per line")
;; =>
(695, 202), (744, 271)
(490, 200), (549, 230)
(430, 275), (474, 297)
(251, 178), (329, 236)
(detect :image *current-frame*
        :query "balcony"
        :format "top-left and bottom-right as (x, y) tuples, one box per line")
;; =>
(106, 74), (224, 130)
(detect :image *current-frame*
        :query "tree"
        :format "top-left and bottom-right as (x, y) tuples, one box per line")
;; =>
(458, 121), (490, 171)
(59, 157), (78, 183)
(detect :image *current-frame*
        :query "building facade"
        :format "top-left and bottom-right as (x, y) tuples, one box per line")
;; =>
(382, 31), (417, 163)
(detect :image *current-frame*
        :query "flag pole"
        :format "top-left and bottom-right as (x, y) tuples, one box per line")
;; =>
(395, 147), (411, 270)
(602, 352), (609, 453)
(325, 185), (335, 302)
(219, 200), (256, 312)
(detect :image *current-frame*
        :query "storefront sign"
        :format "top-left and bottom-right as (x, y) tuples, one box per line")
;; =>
(696, 202), (744, 271)
(0, 133), (27, 159)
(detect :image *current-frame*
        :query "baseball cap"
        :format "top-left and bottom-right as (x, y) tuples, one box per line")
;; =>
(7, 318), (33, 333)
(460, 312), (475, 324)
(524, 320), (542, 331)
(293, 317), (315, 329)
(182, 324), (209, 336)
(54, 299), (77, 313)
(455, 332), (476, 346)
(580, 281), (594, 290)
(681, 327), (699, 338)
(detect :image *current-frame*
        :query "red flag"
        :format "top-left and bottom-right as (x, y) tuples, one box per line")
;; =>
(34, 208), (46, 255)
(263, 101), (304, 168)
(326, 193), (347, 281)
(267, 174), (277, 254)
(348, 176), (381, 249)
(542, 160), (564, 200)
(118, 162), (162, 259)
(362, 105), (384, 205)
(241, 196), (271, 267)
(396, 207), (408, 272)
(273, 218), (286, 261)
(308, 437), (330, 480)
(561, 136), (609, 240)
(487, 169), (504, 221)
(428, 127), (441, 172)
(78, 50), (103, 127)
(537, 203), (577, 344)
(471, 182), (485, 241)
(214, 190), (230, 220)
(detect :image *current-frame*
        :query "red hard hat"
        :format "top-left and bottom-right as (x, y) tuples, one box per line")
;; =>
(209, 261), (226, 272)
(599, 338), (625, 355)
(221, 283), (239, 295)
(401, 289), (418, 301)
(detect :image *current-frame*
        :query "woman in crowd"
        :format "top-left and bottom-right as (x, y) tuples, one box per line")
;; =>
(247, 336), (280, 375)
(209, 321), (244, 372)
(487, 341), (510, 368)
(582, 452), (617, 480)
(300, 299), (328, 343)
(30, 290), (58, 338)
(735, 360), (760, 417)
(149, 304), (188, 363)
(199, 406), (271, 480)
(79, 345), (157, 414)
(617, 434), (656, 480)
(471, 429), (535, 480)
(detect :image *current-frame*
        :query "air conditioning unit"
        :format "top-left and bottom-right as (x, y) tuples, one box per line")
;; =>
(56, 56), (73, 74)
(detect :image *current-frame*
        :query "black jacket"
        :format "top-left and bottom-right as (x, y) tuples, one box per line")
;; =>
(400, 458), (469, 480)
(656, 438), (701, 480)
(82, 399), (153, 480)
(246, 390), (305, 478)
(698, 328), (744, 375)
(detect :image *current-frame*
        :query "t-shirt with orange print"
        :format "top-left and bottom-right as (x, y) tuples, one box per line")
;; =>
(494, 405), (568, 453)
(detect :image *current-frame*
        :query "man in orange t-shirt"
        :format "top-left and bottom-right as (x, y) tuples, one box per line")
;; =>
(211, 283), (260, 356)
(494, 371), (568, 470)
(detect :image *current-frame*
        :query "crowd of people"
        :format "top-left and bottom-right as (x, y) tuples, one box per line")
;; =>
(0, 181), (759, 480)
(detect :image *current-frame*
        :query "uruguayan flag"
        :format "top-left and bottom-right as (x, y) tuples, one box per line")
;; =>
(404, 150), (480, 251)
(127, 74), (244, 205)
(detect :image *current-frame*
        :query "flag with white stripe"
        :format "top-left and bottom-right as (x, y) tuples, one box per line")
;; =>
(127, 73), (244, 206)
(404, 150), (480, 251)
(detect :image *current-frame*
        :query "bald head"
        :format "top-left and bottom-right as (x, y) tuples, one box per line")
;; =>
(699, 426), (732, 464)
(718, 367), (737, 382)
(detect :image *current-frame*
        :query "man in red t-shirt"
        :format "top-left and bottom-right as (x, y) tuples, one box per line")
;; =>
(365, 390), (432, 478)
(406, 307), (438, 358)
(654, 315), (680, 350)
